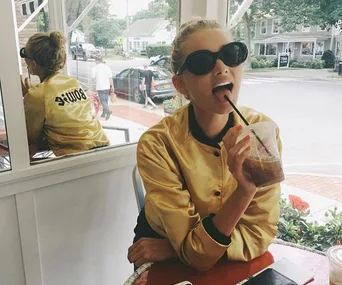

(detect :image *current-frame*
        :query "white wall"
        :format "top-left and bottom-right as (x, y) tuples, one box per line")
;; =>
(0, 145), (138, 285)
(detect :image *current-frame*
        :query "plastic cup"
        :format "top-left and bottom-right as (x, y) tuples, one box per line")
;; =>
(237, 121), (284, 188)
(327, 245), (342, 285)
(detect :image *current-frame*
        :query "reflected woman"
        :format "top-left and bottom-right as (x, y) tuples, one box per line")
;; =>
(20, 31), (109, 158)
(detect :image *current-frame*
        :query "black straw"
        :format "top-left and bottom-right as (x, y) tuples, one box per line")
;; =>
(224, 95), (272, 156)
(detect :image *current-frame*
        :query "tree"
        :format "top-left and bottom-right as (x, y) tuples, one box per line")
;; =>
(131, 0), (168, 22)
(165, 0), (179, 29)
(91, 16), (122, 55)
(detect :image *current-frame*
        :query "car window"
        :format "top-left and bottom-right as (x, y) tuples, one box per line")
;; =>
(118, 69), (130, 79)
(157, 59), (165, 66)
(81, 43), (96, 49)
(152, 69), (172, 80)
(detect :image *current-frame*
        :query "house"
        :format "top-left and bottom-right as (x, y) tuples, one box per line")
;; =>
(71, 29), (85, 44)
(252, 18), (333, 60)
(122, 18), (176, 53)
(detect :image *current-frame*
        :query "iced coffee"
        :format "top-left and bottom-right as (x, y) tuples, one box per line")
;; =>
(327, 245), (342, 285)
(237, 121), (285, 187)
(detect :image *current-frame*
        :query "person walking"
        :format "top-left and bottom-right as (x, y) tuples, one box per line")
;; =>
(91, 56), (113, 120)
(142, 64), (157, 110)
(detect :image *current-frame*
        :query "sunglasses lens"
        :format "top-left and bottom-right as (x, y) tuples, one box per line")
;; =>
(186, 51), (216, 75)
(20, 48), (25, 58)
(222, 42), (248, 67)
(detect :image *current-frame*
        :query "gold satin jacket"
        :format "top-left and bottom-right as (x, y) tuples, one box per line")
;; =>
(24, 73), (109, 156)
(137, 104), (282, 271)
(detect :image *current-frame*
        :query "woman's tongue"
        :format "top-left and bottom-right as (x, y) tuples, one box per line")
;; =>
(213, 88), (232, 103)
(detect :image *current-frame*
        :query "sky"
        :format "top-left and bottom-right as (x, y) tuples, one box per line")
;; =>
(110, 0), (152, 18)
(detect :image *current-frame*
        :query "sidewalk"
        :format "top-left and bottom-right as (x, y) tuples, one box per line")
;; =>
(245, 68), (342, 81)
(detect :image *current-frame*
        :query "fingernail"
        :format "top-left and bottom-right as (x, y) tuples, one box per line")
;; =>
(244, 135), (250, 141)
(237, 125), (242, 130)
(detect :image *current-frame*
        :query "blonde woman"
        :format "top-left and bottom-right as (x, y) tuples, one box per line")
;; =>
(20, 31), (109, 157)
(128, 19), (282, 271)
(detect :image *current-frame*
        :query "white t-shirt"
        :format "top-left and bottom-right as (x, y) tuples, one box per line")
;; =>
(91, 63), (113, 91)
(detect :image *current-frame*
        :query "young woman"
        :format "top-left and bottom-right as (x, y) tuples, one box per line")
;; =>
(128, 19), (282, 271)
(20, 31), (109, 157)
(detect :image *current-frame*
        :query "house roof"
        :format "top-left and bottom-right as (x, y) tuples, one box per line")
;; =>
(254, 34), (330, 44)
(123, 18), (167, 37)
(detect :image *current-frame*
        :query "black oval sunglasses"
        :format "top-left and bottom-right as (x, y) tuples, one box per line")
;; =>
(177, 42), (248, 76)
(19, 47), (35, 60)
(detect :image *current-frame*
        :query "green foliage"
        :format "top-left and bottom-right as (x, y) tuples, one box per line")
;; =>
(251, 57), (278, 69)
(289, 59), (325, 69)
(91, 16), (121, 48)
(321, 50), (336, 68)
(277, 197), (342, 251)
(132, 0), (168, 22)
(146, 44), (172, 58)
(36, 10), (49, 32)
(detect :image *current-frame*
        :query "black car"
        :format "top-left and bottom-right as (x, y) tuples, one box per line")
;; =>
(149, 56), (171, 71)
(113, 66), (175, 103)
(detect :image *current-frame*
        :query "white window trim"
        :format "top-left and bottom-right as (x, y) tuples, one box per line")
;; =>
(336, 41), (341, 56)
(302, 25), (310, 33)
(272, 19), (279, 34)
(260, 20), (267, 35)
(259, 43), (266, 56)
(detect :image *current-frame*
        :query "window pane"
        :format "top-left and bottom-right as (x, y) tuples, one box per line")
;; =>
(260, 44), (265, 55)
(273, 20), (279, 33)
(315, 41), (324, 55)
(0, 81), (11, 172)
(14, 0), (180, 162)
(301, 42), (314, 55)
(266, 43), (277, 55)
(261, 21), (267, 34)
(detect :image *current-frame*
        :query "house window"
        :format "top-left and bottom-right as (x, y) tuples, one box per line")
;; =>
(317, 25), (326, 32)
(260, 20), (267, 35)
(302, 24), (310, 33)
(272, 19), (279, 34)
(315, 41), (324, 56)
(129, 41), (132, 51)
(259, 43), (277, 55)
(301, 42), (314, 55)
(336, 42), (340, 57)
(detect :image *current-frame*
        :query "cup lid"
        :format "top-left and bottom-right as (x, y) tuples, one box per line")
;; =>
(327, 245), (342, 267)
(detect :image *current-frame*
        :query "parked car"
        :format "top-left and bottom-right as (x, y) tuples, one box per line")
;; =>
(149, 56), (171, 71)
(70, 43), (101, 61)
(113, 66), (175, 103)
(149, 55), (163, 64)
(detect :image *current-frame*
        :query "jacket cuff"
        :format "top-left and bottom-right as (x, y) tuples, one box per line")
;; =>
(202, 213), (231, 246)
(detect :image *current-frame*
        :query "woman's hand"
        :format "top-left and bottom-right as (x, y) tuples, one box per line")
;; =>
(21, 76), (30, 97)
(222, 125), (256, 195)
(128, 238), (177, 268)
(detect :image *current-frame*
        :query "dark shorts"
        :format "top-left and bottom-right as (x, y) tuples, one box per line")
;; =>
(145, 86), (152, 98)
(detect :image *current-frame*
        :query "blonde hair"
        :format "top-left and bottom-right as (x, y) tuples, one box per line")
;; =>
(171, 18), (221, 74)
(26, 31), (66, 75)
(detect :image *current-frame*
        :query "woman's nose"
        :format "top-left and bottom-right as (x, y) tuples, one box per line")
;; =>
(213, 59), (229, 76)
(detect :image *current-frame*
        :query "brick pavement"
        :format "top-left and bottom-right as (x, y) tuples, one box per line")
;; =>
(284, 174), (342, 202)
(110, 104), (342, 203)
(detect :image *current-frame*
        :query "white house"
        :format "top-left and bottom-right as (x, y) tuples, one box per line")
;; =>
(122, 18), (176, 52)
(70, 29), (85, 44)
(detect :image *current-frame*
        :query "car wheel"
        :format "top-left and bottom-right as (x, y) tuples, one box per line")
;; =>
(133, 88), (144, 104)
(72, 53), (77, 60)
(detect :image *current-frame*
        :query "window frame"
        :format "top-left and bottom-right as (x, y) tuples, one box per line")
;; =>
(272, 19), (279, 34)
(260, 20), (267, 35)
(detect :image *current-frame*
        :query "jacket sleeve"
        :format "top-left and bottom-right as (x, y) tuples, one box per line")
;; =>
(227, 126), (282, 261)
(137, 134), (230, 271)
(24, 87), (45, 144)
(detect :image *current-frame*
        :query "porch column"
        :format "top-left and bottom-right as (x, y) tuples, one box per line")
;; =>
(313, 39), (316, 60)
(48, 0), (69, 74)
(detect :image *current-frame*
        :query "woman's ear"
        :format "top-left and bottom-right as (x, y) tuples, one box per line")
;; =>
(172, 75), (189, 98)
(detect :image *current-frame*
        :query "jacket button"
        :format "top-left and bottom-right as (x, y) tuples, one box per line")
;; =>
(215, 191), (221, 196)
(213, 151), (220, 157)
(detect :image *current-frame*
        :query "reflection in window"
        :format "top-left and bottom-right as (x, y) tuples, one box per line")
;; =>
(301, 42), (314, 55)
(272, 19), (279, 34)
(0, 81), (11, 171)
(259, 43), (277, 56)
(315, 42), (324, 56)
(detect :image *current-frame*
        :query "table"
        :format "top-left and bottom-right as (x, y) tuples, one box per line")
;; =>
(133, 244), (329, 285)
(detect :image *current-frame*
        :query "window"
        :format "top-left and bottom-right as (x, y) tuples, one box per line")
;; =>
(302, 24), (310, 32)
(301, 42), (314, 55)
(272, 19), (279, 34)
(317, 25), (326, 32)
(259, 43), (277, 55)
(260, 20), (267, 35)
(0, 81), (10, 172)
(315, 41), (324, 56)
(336, 42), (341, 57)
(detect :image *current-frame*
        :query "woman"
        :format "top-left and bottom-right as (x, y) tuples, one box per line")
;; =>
(128, 19), (282, 271)
(20, 31), (109, 157)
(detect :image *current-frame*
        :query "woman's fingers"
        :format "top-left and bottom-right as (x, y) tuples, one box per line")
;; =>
(222, 125), (242, 151)
(233, 146), (251, 174)
(227, 135), (250, 169)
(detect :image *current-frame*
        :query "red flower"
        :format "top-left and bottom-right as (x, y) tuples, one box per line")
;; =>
(289, 195), (310, 213)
